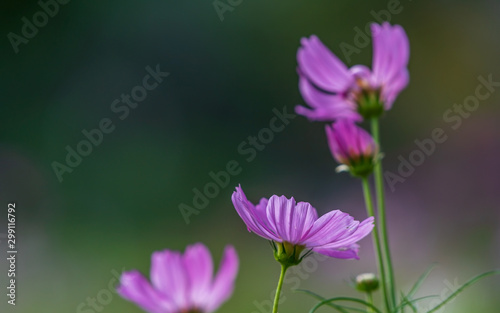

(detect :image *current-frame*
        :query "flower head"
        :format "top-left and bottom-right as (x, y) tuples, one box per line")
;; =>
(231, 185), (374, 265)
(296, 22), (409, 121)
(326, 120), (378, 177)
(117, 243), (238, 313)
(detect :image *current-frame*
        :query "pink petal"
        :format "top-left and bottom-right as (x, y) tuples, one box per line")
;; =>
(301, 210), (349, 246)
(372, 23), (409, 89)
(183, 243), (214, 308)
(292, 202), (319, 243)
(231, 186), (280, 241)
(306, 211), (364, 247)
(264, 196), (318, 244)
(150, 251), (188, 309)
(205, 246), (239, 312)
(298, 35), (353, 93)
(266, 195), (297, 243)
(316, 217), (374, 249)
(298, 75), (346, 109)
(313, 244), (360, 260)
(117, 271), (174, 313)
(295, 104), (361, 122)
(296, 77), (361, 121)
(382, 69), (409, 109)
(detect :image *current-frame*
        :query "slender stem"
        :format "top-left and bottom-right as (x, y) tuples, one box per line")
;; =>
(272, 264), (289, 313)
(371, 117), (396, 309)
(361, 178), (391, 313)
(366, 292), (375, 313)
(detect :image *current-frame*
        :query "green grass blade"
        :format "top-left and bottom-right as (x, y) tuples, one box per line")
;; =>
(407, 263), (438, 299)
(295, 290), (364, 313)
(427, 270), (500, 313)
(396, 295), (440, 313)
(399, 291), (417, 313)
(309, 296), (383, 313)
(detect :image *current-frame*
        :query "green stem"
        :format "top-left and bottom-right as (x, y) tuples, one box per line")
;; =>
(362, 178), (391, 313)
(366, 292), (375, 313)
(272, 264), (289, 313)
(371, 117), (396, 309)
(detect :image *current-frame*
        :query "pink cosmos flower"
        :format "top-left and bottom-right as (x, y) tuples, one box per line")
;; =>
(231, 185), (374, 262)
(117, 243), (238, 313)
(326, 120), (378, 177)
(296, 22), (409, 121)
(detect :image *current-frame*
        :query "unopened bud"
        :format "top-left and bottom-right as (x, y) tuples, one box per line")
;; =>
(355, 273), (379, 293)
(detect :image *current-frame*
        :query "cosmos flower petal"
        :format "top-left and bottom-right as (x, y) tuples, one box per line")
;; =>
(293, 201), (319, 242)
(298, 35), (353, 93)
(266, 195), (297, 242)
(303, 210), (358, 247)
(117, 271), (174, 313)
(183, 243), (214, 307)
(372, 23), (409, 91)
(295, 104), (362, 122)
(232, 188), (267, 234)
(313, 244), (360, 260)
(150, 251), (188, 308)
(265, 196), (319, 244)
(205, 246), (239, 313)
(232, 186), (280, 241)
(390, 24), (410, 75)
(317, 217), (374, 249)
(298, 74), (346, 109)
(296, 74), (362, 121)
(383, 69), (409, 109)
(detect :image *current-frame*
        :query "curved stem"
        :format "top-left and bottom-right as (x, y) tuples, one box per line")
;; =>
(362, 178), (391, 313)
(371, 117), (396, 309)
(272, 264), (289, 313)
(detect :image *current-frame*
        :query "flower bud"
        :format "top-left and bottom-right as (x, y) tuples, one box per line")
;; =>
(326, 120), (378, 177)
(355, 273), (379, 293)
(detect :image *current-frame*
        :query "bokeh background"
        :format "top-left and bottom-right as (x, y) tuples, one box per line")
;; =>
(1, 0), (499, 312)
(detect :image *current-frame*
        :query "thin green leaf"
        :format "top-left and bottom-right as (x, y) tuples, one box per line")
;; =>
(399, 291), (416, 313)
(408, 263), (438, 299)
(295, 290), (365, 313)
(335, 306), (368, 313)
(309, 296), (383, 313)
(401, 295), (406, 313)
(427, 270), (500, 313)
(395, 295), (440, 313)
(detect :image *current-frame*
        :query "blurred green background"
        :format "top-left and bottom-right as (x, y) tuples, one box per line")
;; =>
(1, 0), (499, 312)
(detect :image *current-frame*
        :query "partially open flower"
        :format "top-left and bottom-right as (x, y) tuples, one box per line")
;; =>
(326, 120), (378, 177)
(231, 185), (374, 266)
(296, 22), (409, 121)
(117, 243), (238, 313)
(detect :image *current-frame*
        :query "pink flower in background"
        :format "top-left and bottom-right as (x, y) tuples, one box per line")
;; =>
(117, 243), (238, 313)
(296, 22), (409, 121)
(326, 120), (378, 177)
(231, 185), (374, 262)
